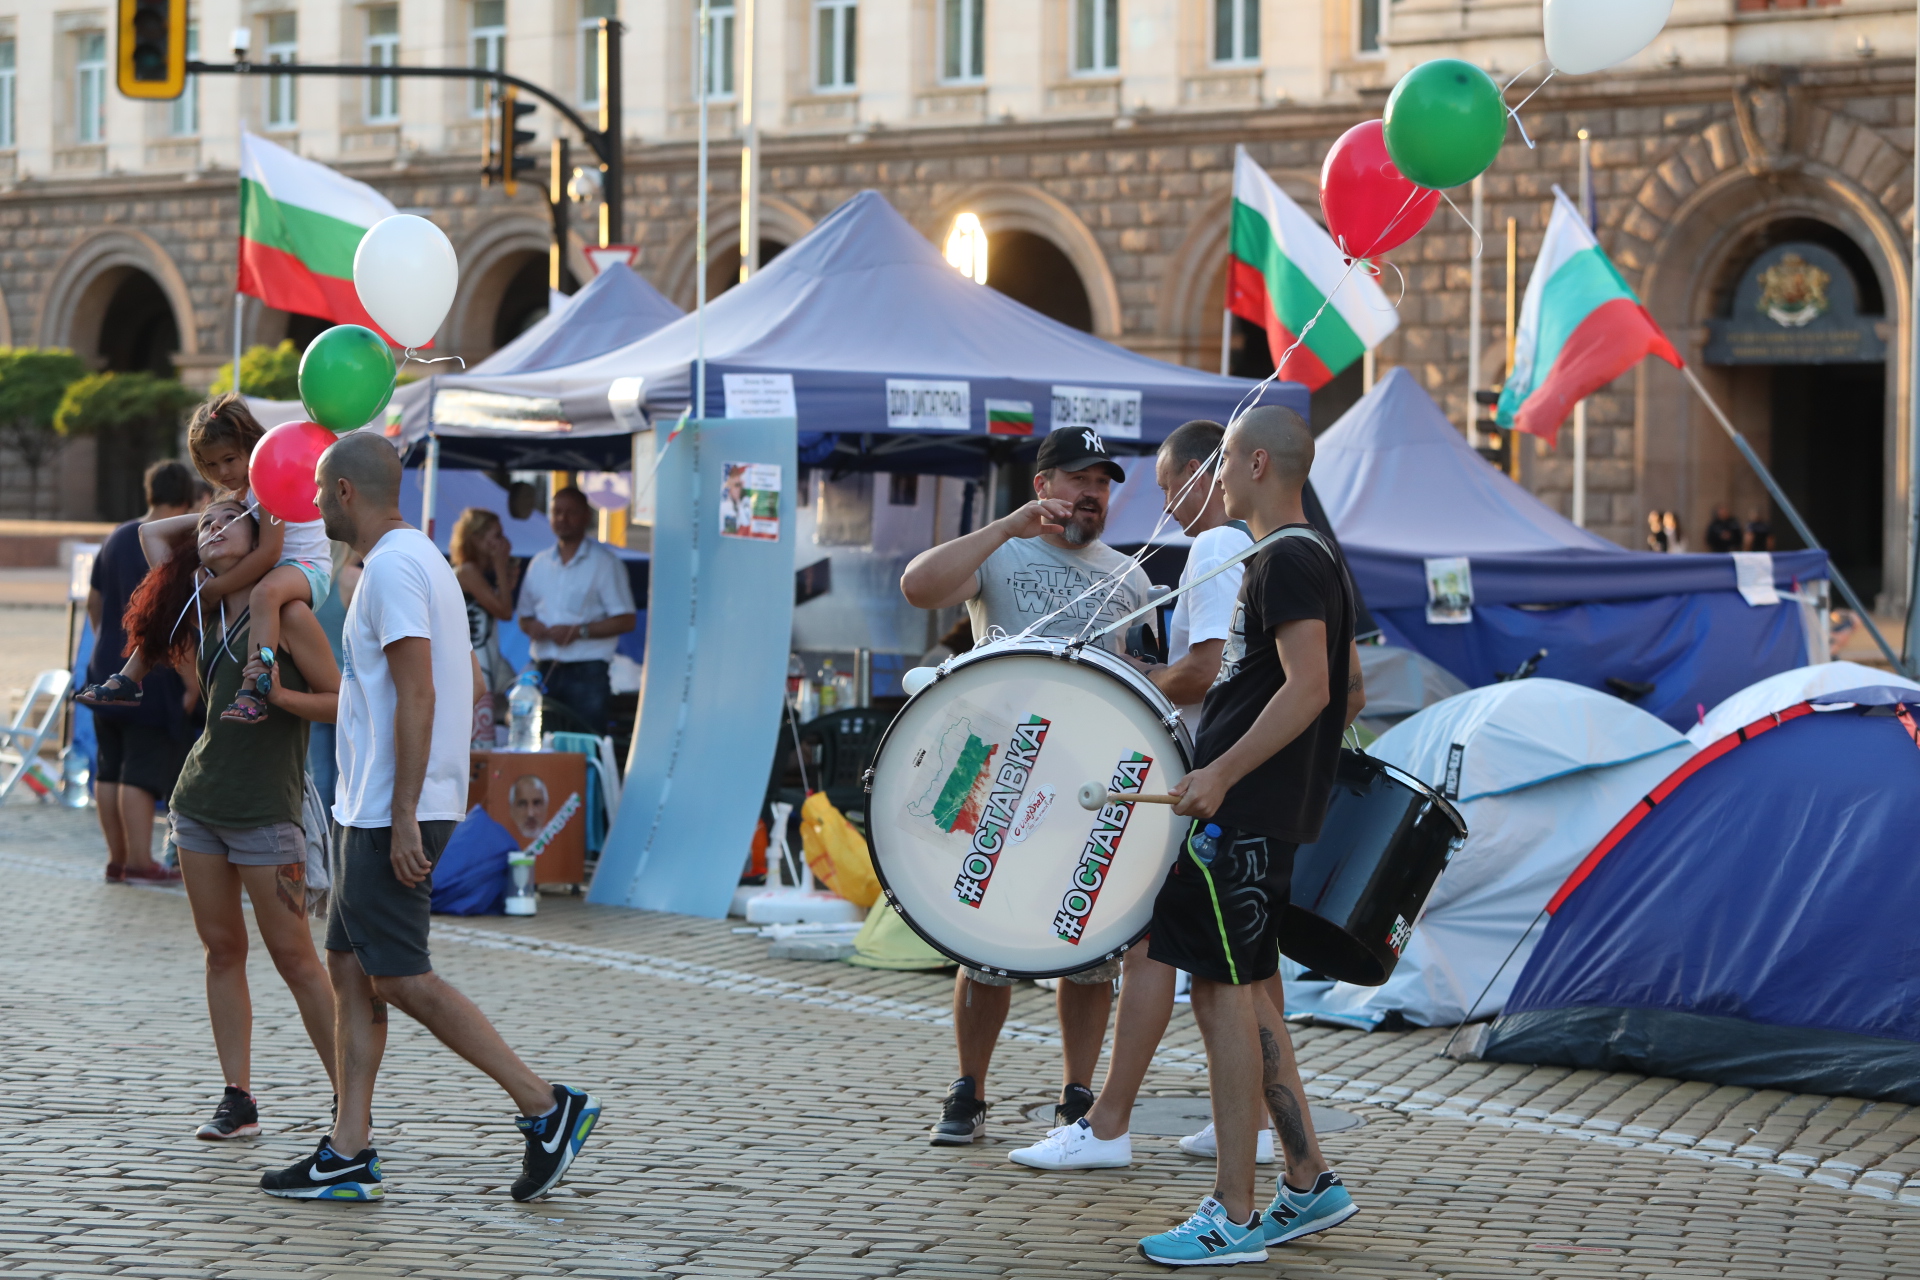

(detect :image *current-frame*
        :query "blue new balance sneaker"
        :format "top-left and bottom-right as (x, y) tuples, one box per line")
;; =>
(511, 1083), (603, 1201)
(1138, 1196), (1269, 1267)
(1263, 1171), (1357, 1244)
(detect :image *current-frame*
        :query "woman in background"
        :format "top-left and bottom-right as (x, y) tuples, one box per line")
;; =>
(451, 507), (522, 742)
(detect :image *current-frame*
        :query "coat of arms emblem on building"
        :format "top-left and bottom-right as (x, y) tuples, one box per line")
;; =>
(1756, 253), (1830, 328)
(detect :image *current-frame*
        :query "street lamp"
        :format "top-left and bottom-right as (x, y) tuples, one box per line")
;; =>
(945, 212), (988, 286)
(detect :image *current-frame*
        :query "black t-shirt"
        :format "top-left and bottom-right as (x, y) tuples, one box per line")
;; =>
(1193, 526), (1354, 843)
(87, 519), (188, 733)
(1705, 517), (1743, 554)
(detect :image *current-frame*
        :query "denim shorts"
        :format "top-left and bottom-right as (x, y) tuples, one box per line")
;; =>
(170, 812), (305, 866)
(962, 955), (1123, 988)
(281, 558), (332, 610)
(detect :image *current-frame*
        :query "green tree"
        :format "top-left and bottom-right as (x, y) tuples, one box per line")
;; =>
(0, 348), (88, 518)
(56, 372), (199, 519)
(209, 340), (302, 399)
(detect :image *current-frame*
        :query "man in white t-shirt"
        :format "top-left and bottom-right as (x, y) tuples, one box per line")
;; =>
(260, 432), (602, 1206)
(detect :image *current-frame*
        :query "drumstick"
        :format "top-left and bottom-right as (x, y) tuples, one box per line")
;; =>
(1076, 781), (1181, 810)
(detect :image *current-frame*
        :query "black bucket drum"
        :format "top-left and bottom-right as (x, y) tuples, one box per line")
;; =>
(1283, 749), (1466, 987)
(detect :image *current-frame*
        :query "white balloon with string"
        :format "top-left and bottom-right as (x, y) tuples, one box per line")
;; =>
(353, 214), (460, 351)
(1543, 0), (1673, 76)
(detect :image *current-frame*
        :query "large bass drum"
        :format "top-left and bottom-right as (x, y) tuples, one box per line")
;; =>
(1284, 750), (1467, 987)
(865, 637), (1191, 978)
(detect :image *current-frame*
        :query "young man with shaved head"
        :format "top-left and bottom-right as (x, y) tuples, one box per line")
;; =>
(1134, 405), (1360, 1266)
(259, 431), (602, 1203)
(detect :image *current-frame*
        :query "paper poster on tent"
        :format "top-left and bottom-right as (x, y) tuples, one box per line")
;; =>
(886, 379), (970, 431)
(1425, 556), (1474, 624)
(1051, 386), (1142, 440)
(720, 462), (782, 540)
(1731, 552), (1780, 607)
(723, 373), (796, 419)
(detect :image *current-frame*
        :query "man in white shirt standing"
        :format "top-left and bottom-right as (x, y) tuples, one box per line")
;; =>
(261, 432), (601, 1205)
(518, 486), (637, 736)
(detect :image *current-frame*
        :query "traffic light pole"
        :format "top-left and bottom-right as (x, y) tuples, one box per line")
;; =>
(186, 39), (624, 247)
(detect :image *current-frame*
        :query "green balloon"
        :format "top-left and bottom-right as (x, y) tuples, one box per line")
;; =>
(298, 324), (397, 432)
(1381, 59), (1508, 191)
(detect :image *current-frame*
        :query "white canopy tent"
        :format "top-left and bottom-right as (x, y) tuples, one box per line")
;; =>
(1286, 678), (1694, 1030)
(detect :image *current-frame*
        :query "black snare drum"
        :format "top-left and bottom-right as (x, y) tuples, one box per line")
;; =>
(1283, 750), (1466, 986)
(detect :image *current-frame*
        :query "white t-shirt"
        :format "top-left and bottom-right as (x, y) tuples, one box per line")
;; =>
(1167, 523), (1254, 728)
(334, 527), (475, 828)
(519, 538), (638, 663)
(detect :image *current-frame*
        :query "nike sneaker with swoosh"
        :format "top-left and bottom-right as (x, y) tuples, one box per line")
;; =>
(259, 1137), (383, 1201)
(510, 1083), (603, 1202)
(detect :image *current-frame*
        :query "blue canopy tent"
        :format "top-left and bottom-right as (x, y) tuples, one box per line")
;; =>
(1483, 686), (1920, 1103)
(403, 189), (1301, 475)
(1310, 368), (1829, 730)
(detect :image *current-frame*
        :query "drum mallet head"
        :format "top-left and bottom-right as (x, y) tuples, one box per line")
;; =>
(1076, 781), (1108, 810)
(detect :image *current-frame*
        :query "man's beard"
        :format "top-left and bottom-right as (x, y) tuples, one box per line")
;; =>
(1060, 504), (1105, 547)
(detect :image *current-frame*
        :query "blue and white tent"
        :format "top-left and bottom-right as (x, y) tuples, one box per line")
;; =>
(1484, 685), (1920, 1103)
(1286, 679), (1692, 1029)
(411, 190), (1302, 475)
(1309, 367), (1830, 730)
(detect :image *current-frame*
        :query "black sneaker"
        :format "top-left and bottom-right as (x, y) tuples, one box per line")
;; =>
(196, 1086), (261, 1140)
(1055, 1083), (1095, 1128)
(929, 1076), (988, 1146)
(511, 1083), (603, 1202)
(259, 1136), (383, 1201)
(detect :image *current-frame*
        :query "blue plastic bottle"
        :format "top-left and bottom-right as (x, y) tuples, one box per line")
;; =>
(1189, 823), (1223, 865)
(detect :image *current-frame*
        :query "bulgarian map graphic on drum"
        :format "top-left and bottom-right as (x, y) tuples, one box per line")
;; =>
(869, 639), (1191, 978)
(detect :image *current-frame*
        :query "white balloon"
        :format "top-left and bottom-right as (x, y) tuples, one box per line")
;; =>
(352, 214), (459, 349)
(1543, 0), (1673, 76)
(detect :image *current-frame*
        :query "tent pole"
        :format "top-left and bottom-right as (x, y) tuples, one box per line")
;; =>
(1466, 173), (1482, 448)
(738, 0), (758, 281)
(1572, 133), (1591, 530)
(1680, 364), (1908, 675)
(422, 434), (441, 545)
(1219, 306), (1232, 377)
(1905, 0), (1920, 674)
(695, 0), (711, 423)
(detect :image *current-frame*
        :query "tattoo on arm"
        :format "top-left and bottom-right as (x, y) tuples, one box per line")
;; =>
(273, 861), (305, 915)
(370, 1000), (389, 1026)
(1259, 1026), (1312, 1163)
(1347, 672), (1363, 693)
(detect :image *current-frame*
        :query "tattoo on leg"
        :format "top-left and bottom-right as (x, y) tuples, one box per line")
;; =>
(1259, 1026), (1310, 1160)
(370, 999), (389, 1026)
(274, 862), (305, 915)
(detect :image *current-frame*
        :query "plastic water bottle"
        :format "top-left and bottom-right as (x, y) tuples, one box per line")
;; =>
(1189, 823), (1223, 866)
(507, 672), (543, 752)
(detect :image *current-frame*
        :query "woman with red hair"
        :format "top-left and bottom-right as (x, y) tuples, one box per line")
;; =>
(124, 499), (344, 1141)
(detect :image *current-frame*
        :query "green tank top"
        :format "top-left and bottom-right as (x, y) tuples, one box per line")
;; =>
(169, 609), (312, 831)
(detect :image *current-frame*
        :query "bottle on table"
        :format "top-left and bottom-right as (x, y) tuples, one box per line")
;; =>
(507, 671), (544, 752)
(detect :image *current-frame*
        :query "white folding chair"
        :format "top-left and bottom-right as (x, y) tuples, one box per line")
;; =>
(0, 669), (73, 803)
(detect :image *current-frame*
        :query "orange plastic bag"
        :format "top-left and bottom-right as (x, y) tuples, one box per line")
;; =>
(799, 791), (881, 908)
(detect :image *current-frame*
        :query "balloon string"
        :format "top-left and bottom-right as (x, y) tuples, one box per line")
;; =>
(1441, 190), (1487, 262)
(401, 348), (466, 372)
(1501, 63), (1555, 151)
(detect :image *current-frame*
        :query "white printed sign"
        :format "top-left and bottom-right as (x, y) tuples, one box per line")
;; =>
(886, 379), (971, 431)
(723, 373), (797, 420)
(1051, 385), (1143, 440)
(1731, 552), (1780, 607)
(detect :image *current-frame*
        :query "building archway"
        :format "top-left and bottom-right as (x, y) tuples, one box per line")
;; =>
(448, 215), (552, 363)
(37, 228), (199, 368)
(931, 185), (1123, 338)
(659, 196), (815, 310)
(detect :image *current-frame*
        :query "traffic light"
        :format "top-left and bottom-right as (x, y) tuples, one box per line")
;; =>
(500, 85), (537, 197)
(116, 0), (188, 100)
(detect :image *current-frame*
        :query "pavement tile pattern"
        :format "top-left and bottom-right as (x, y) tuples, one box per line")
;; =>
(2, 803), (1915, 1278)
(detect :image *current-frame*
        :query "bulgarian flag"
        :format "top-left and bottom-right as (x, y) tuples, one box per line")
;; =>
(239, 131), (396, 336)
(1497, 188), (1681, 445)
(1227, 146), (1397, 391)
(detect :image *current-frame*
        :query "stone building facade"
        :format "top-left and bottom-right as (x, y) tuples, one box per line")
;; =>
(0, 1), (1911, 607)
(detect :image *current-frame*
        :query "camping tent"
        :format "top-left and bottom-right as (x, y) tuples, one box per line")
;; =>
(1310, 368), (1830, 730)
(1686, 659), (1920, 746)
(1285, 678), (1692, 1030)
(405, 190), (1303, 475)
(1483, 685), (1920, 1103)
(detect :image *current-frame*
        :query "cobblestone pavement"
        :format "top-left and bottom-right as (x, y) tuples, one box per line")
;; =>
(3, 803), (1916, 1279)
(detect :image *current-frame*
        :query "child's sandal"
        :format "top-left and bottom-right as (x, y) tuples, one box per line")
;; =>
(219, 690), (271, 725)
(75, 673), (143, 707)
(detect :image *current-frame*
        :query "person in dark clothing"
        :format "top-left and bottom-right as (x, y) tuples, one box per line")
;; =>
(85, 459), (198, 883)
(1746, 512), (1776, 552)
(1705, 506), (1744, 554)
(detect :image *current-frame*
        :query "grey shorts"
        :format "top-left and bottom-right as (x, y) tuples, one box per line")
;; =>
(324, 821), (456, 978)
(171, 812), (305, 866)
(962, 955), (1123, 988)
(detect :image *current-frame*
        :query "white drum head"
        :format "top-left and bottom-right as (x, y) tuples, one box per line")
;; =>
(867, 644), (1189, 977)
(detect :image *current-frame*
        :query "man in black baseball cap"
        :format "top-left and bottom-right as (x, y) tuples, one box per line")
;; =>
(900, 428), (1152, 1149)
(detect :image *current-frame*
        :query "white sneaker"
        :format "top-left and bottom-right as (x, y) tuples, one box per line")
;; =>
(1008, 1118), (1132, 1170)
(1177, 1120), (1276, 1165)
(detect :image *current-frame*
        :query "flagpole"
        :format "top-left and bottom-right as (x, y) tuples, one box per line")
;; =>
(694, 0), (711, 424)
(1680, 363), (1908, 674)
(233, 35), (249, 397)
(1572, 130), (1591, 529)
(1905, 0), (1920, 673)
(1219, 305), (1232, 377)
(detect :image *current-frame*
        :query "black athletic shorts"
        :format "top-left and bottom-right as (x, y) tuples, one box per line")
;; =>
(324, 821), (457, 978)
(92, 716), (188, 802)
(1146, 822), (1296, 987)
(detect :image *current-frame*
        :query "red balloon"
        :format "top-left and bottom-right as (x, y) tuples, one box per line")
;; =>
(1319, 120), (1441, 260)
(250, 420), (336, 524)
